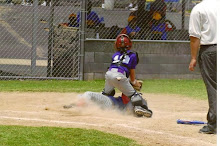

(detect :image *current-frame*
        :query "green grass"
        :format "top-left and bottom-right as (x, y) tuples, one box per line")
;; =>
(0, 79), (207, 99)
(142, 79), (207, 100)
(0, 125), (139, 146)
(0, 79), (207, 145)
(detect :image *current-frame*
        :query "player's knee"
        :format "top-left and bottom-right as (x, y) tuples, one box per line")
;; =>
(102, 89), (115, 97)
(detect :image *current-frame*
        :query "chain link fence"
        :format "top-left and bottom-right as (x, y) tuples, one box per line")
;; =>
(0, 0), (81, 80)
(90, 0), (201, 40)
(0, 0), (201, 80)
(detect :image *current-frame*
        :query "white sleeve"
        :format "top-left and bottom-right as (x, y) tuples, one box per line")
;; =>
(188, 6), (201, 39)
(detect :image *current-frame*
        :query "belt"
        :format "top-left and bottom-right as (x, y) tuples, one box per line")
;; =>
(201, 44), (217, 47)
(109, 68), (126, 75)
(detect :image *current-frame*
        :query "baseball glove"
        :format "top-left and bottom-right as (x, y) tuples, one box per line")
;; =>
(131, 80), (143, 91)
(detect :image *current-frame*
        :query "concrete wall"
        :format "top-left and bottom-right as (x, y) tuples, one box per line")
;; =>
(84, 40), (201, 80)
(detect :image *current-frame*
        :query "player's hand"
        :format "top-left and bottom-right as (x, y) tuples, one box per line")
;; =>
(131, 80), (143, 91)
(136, 81), (142, 87)
(189, 58), (197, 71)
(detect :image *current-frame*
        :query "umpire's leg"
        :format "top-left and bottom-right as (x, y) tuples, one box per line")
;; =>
(198, 45), (217, 130)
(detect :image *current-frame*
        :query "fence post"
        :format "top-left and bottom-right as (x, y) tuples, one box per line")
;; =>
(79, 0), (86, 80)
(182, 0), (185, 29)
(47, 0), (55, 77)
(31, 0), (38, 75)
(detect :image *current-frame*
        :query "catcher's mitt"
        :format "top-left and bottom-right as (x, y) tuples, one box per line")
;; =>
(131, 80), (143, 91)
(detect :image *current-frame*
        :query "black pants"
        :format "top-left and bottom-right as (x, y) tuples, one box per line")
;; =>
(198, 44), (217, 130)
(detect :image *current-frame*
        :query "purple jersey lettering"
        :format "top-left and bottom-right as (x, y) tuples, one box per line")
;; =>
(109, 50), (138, 77)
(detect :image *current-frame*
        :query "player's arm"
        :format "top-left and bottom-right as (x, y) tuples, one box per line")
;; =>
(188, 6), (201, 71)
(130, 69), (141, 87)
(189, 36), (200, 71)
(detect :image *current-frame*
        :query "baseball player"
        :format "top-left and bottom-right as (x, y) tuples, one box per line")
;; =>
(102, 34), (152, 117)
(63, 91), (134, 116)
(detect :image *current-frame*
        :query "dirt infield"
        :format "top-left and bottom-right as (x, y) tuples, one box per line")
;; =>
(0, 92), (216, 146)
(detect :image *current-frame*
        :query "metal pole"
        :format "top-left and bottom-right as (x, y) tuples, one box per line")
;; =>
(79, 0), (86, 80)
(137, 0), (145, 26)
(47, 0), (55, 77)
(182, 0), (185, 29)
(137, 0), (146, 39)
(31, 0), (38, 75)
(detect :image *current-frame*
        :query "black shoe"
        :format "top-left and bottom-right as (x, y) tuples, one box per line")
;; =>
(199, 126), (216, 134)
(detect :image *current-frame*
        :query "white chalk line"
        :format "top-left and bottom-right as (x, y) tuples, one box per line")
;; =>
(0, 110), (141, 124)
(0, 111), (215, 145)
(0, 115), (215, 146)
(1, 110), (60, 115)
(0, 116), (104, 127)
(115, 124), (215, 146)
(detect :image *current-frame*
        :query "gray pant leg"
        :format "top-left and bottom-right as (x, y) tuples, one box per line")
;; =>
(103, 71), (115, 95)
(104, 71), (135, 97)
(113, 74), (135, 97)
(84, 92), (114, 109)
(104, 70), (150, 111)
(198, 45), (217, 129)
